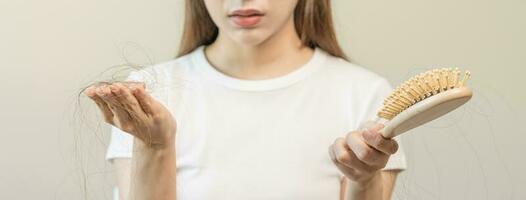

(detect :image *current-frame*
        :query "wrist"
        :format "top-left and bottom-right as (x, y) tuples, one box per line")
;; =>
(349, 171), (382, 190)
(133, 141), (176, 167)
(134, 136), (176, 153)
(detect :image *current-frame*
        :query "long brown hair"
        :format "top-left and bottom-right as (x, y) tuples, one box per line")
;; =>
(177, 0), (348, 60)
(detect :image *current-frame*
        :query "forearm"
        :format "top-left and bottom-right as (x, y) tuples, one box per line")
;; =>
(129, 138), (177, 200)
(346, 172), (391, 200)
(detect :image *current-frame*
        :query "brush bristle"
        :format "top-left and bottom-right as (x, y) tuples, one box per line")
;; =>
(378, 68), (471, 120)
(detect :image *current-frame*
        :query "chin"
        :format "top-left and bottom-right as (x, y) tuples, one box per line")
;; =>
(227, 28), (272, 47)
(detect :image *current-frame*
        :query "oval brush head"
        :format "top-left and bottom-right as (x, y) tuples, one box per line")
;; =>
(378, 68), (473, 138)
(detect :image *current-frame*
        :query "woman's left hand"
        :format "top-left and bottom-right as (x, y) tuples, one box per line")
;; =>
(328, 121), (399, 184)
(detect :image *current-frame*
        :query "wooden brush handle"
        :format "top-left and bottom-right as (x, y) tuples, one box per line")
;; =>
(378, 87), (473, 139)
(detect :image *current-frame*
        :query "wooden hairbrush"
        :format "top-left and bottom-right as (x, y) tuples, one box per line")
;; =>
(377, 68), (473, 138)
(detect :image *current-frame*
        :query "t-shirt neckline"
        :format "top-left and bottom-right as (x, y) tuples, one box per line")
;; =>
(191, 45), (326, 91)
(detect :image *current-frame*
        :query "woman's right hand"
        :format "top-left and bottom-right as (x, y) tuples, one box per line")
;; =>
(84, 82), (177, 149)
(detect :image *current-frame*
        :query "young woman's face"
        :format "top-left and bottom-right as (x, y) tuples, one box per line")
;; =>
(204, 0), (299, 46)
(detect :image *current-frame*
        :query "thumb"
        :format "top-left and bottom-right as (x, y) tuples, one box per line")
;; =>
(358, 121), (384, 133)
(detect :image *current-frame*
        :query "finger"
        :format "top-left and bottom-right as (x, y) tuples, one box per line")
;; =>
(367, 122), (384, 133)
(129, 83), (155, 115)
(346, 131), (389, 168)
(333, 137), (374, 173)
(328, 144), (360, 178)
(358, 120), (377, 131)
(85, 85), (114, 124)
(362, 127), (399, 155)
(111, 83), (145, 116)
(97, 85), (133, 130)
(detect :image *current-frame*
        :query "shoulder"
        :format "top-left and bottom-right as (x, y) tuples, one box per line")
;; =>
(318, 53), (395, 126)
(318, 51), (392, 93)
(131, 54), (192, 79)
(127, 50), (199, 88)
(123, 50), (201, 105)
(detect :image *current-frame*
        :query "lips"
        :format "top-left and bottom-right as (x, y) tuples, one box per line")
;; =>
(228, 9), (264, 28)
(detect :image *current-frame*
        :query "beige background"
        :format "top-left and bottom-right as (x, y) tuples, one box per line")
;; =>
(1, 0), (524, 199)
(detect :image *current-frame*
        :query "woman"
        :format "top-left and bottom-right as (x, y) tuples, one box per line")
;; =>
(85, 0), (407, 199)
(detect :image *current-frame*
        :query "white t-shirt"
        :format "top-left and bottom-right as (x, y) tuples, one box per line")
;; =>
(106, 46), (407, 199)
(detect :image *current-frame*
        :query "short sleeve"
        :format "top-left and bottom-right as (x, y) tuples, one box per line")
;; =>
(105, 125), (134, 161)
(358, 78), (408, 171)
(104, 71), (144, 162)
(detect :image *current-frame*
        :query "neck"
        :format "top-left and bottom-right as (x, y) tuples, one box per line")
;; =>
(205, 17), (314, 80)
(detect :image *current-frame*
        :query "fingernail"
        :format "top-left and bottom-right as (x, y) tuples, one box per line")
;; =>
(102, 86), (112, 96)
(87, 90), (96, 97)
(368, 123), (382, 131)
(110, 85), (118, 92)
(95, 87), (103, 96)
(133, 87), (141, 94)
(133, 87), (140, 94)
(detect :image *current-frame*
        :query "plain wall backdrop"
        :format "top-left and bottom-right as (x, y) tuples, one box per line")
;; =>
(1, 0), (524, 199)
